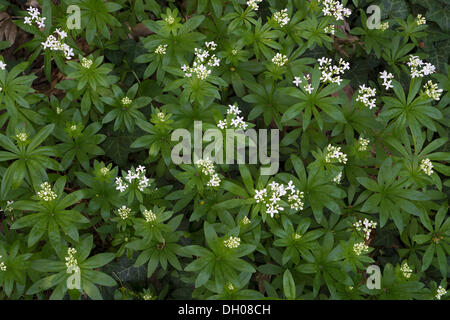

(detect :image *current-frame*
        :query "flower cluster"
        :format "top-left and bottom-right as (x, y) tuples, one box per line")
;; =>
(254, 180), (304, 217)
(65, 248), (79, 272)
(247, 0), (263, 11)
(41, 28), (74, 60)
(400, 261), (413, 279)
(416, 14), (426, 26)
(217, 104), (248, 130)
(155, 44), (168, 55)
(358, 136), (370, 152)
(143, 293), (153, 300)
(117, 205), (131, 220)
(15, 132), (28, 142)
(272, 53), (288, 67)
(324, 25), (335, 35)
(0, 200), (14, 213)
(379, 70), (394, 90)
(423, 80), (443, 101)
(24, 6), (46, 28)
(325, 144), (348, 164)
(407, 55), (436, 78)
(226, 282), (235, 291)
(321, 0), (352, 21)
(195, 158), (221, 187)
(0, 255), (6, 271)
(436, 286), (447, 300)
(115, 166), (151, 192)
(182, 41), (220, 80)
(274, 9), (290, 27)
(241, 216), (251, 225)
(420, 158), (433, 176)
(318, 57), (350, 85)
(353, 218), (377, 240)
(353, 242), (369, 255)
(37, 182), (57, 202)
(356, 84), (377, 109)
(377, 21), (389, 31)
(333, 172), (342, 184)
(224, 236), (241, 249)
(100, 167), (110, 176)
(121, 97), (132, 106)
(81, 58), (93, 69)
(143, 209), (157, 223)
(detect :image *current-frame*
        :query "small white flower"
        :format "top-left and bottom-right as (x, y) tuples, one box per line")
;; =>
(353, 242), (369, 255)
(400, 261), (413, 279)
(304, 84), (314, 94)
(333, 172), (343, 184)
(423, 80), (443, 101)
(224, 236), (241, 249)
(37, 182), (57, 201)
(358, 136), (370, 152)
(0, 61), (6, 70)
(117, 205), (131, 220)
(377, 21), (389, 31)
(320, 0), (352, 21)
(436, 286), (447, 300)
(356, 84), (377, 109)
(379, 71), (394, 90)
(416, 14), (426, 26)
(121, 97), (132, 105)
(143, 209), (157, 222)
(274, 9), (290, 27)
(272, 53), (288, 67)
(325, 144), (348, 164)
(164, 16), (175, 24)
(247, 0), (263, 11)
(155, 44), (168, 55)
(407, 55), (435, 78)
(420, 158), (433, 176)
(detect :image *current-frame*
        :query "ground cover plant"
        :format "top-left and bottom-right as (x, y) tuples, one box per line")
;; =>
(0, 0), (449, 300)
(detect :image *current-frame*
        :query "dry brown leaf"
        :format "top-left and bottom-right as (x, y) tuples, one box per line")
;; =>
(0, 12), (17, 45)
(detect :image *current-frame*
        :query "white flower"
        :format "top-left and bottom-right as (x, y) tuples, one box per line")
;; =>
(65, 248), (80, 276)
(143, 209), (157, 222)
(37, 182), (57, 201)
(272, 53), (288, 67)
(81, 58), (93, 69)
(423, 80), (443, 101)
(182, 44), (220, 80)
(320, 0), (352, 21)
(379, 71), (394, 90)
(325, 144), (348, 164)
(377, 21), (389, 31)
(100, 167), (110, 176)
(247, 0), (263, 11)
(420, 158), (433, 176)
(293, 77), (302, 87)
(254, 180), (304, 217)
(416, 14), (426, 26)
(0, 61), (6, 70)
(115, 177), (128, 192)
(15, 132), (28, 142)
(304, 84), (314, 94)
(318, 57), (349, 85)
(218, 104), (248, 130)
(155, 44), (168, 55)
(358, 136), (370, 152)
(324, 25), (335, 35)
(196, 158), (221, 187)
(400, 261), (413, 279)
(0, 255), (6, 271)
(274, 9), (290, 27)
(117, 205), (131, 220)
(354, 218), (377, 240)
(241, 216), (251, 225)
(356, 84), (377, 109)
(436, 286), (447, 300)
(41, 32), (74, 60)
(224, 236), (241, 249)
(205, 41), (217, 51)
(407, 55), (435, 78)
(25, 7), (46, 28)
(55, 28), (67, 39)
(121, 97), (132, 105)
(353, 242), (369, 255)
(333, 172), (343, 184)
(164, 16), (175, 24)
